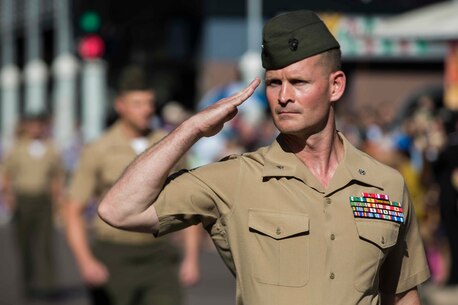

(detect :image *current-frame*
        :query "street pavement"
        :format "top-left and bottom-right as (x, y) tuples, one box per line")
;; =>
(0, 221), (234, 305)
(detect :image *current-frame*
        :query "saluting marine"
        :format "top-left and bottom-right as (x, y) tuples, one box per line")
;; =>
(99, 11), (430, 305)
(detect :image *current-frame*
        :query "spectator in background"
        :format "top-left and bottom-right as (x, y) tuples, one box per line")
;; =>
(433, 110), (458, 287)
(160, 101), (192, 132)
(64, 66), (200, 305)
(191, 53), (268, 167)
(1, 113), (65, 299)
(352, 92), (458, 291)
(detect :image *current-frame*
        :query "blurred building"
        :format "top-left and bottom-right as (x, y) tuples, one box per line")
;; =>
(0, 0), (448, 149)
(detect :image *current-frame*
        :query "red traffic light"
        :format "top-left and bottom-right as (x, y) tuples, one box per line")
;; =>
(78, 34), (105, 59)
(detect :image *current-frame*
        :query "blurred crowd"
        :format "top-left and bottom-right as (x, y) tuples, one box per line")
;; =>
(336, 95), (458, 292)
(0, 76), (457, 304)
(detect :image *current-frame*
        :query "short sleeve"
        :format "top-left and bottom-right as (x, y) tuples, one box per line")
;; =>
(68, 145), (100, 205)
(49, 145), (65, 178)
(153, 156), (240, 237)
(2, 147), (18, 176)
(379, 183), (431, 294)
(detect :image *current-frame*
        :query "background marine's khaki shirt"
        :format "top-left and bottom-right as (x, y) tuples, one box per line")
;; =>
(3, 138), (63, 195)
(69, 122), (167, 244)
(153, 133), (430, 305)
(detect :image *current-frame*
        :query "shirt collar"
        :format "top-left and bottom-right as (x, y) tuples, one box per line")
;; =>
(262, 136), (300, 179)
(107, 121), (128, 144)
(329, 132), (384, 194)
(262, 132), (384, 194)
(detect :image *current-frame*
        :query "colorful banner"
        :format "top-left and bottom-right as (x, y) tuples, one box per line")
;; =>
(444, 41), (458, 110)
(319, 13), (447, 59)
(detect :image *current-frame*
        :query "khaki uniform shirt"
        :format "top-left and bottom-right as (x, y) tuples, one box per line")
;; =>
(153, 133), (430, 305)
(3, 138), (63, 195)
(69, 121), (168, 244)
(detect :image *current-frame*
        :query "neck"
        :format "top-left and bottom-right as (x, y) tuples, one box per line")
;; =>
(281, 121), (344, 188)
(119, 120), (149, 139)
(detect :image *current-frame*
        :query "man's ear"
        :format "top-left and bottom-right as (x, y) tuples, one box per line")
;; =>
(329, 71), (346, 102)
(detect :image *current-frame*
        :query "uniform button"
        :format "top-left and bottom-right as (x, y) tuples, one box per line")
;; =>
(330, 272), (335, 279)
(276, 227), (281, 235)
(381, 236), (385, 244)
(325, 198), (332, 204)
(330, 234), (335, 240)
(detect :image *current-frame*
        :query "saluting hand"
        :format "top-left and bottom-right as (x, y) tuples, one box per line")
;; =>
(98, 78), (261, 234)
(189, 78), (261, 138)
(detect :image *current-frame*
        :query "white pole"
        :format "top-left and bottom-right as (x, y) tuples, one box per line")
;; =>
(247, 0), (262, 52)
(52, 55), (79, 150)
(81, 59), (107, 143)
(24, 0), (48, 115)
(52, 0), (79, 151)
(240, 0), (263, 84)
(1, 0), (20, 153)
(0, 67), (20, 153)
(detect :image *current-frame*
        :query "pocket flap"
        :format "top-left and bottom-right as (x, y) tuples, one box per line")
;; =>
(355, 219), (400, 249)
(248, 209), (309, 240)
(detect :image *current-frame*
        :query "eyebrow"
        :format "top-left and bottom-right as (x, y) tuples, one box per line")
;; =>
(265, 74), (308, 81)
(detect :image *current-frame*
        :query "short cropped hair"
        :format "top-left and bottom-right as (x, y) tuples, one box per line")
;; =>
(117, 65), (153, 95)
(319, 48), (342, 73)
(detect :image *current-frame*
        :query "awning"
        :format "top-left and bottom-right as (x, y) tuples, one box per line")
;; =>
(373, 1), (458, 40)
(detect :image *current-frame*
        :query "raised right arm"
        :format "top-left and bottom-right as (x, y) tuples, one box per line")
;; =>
(98, 78), (260, 233)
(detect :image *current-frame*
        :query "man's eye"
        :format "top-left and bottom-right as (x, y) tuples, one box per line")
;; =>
(291, 80), (306, 85)
(266, 80), (280, 86)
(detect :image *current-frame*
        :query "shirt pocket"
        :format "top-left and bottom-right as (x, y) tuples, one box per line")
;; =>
(248, 209), (310, 287)
(353, 219), (400, 292)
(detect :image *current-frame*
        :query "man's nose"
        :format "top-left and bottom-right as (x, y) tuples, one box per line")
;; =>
(143, 103), (154, 114)
(278, 83), (293, 105)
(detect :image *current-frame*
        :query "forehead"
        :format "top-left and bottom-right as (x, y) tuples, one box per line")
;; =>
(265, 54), (323, 78)
(120, 90), (155, 100)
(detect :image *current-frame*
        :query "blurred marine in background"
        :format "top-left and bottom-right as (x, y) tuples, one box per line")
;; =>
(1, 113), (65, 299)
(64, 66), (200, 305)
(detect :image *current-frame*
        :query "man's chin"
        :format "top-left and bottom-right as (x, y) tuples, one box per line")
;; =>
(132, 124), (151, 134)
(275, 124), (301, 135)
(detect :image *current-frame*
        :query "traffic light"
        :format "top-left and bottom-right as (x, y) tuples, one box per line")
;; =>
(77, 10), (105, 59)
(79, 10), (101, 33)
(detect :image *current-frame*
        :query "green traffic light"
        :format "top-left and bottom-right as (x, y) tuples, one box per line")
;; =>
(80, 10), (101, 33)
